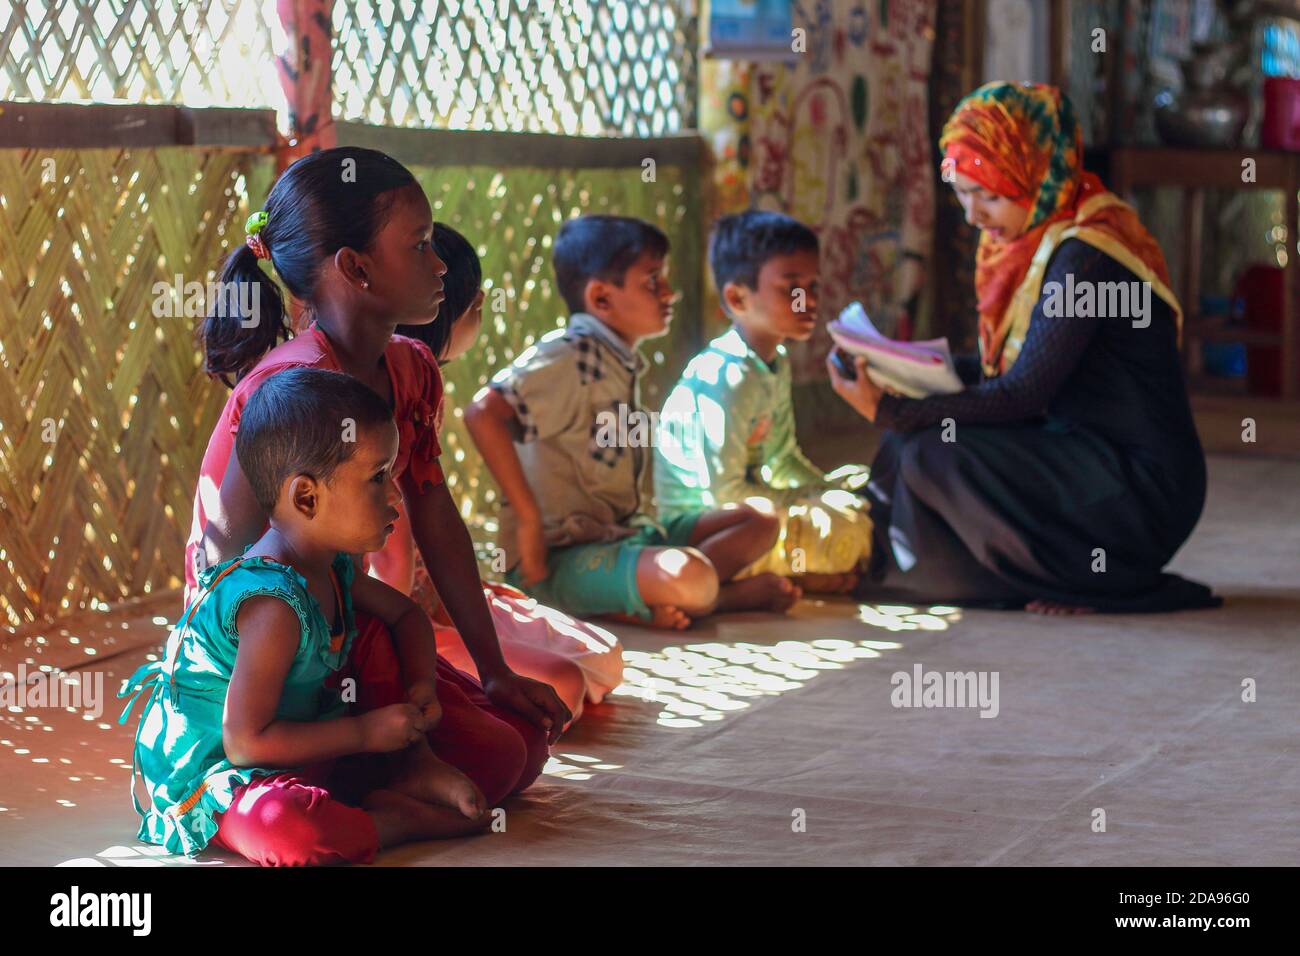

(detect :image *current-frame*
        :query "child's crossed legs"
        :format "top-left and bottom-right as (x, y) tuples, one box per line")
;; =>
(515, 504), (799, 629)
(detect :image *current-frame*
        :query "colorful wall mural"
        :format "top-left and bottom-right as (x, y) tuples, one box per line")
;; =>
(704, 0), (938, 387)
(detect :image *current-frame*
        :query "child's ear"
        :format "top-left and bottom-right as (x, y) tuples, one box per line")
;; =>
(722, 280), (749, 318)
(288, 474), (320, 518)
(334, 247), (371, 292)
(583, 278), (613, 318)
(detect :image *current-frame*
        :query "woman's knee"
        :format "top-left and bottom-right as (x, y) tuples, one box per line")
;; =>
(637, 547), (719, 613)
(897, 429), (958, 493)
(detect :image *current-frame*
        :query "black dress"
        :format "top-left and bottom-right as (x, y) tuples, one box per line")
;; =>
(863, 238), (1219, 611)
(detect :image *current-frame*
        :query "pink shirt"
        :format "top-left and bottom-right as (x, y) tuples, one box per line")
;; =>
(185, 324), (445, 602)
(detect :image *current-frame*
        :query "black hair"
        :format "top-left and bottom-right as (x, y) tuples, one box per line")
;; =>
(235, 368), (395, 513)
(201, 146), (419, 388)
(552, 215), (670, 315)
(708, 210), (819, 304)
(396, 222), (481, 362)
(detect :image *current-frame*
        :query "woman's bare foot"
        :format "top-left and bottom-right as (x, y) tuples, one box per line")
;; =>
(794, 571), (859, 594)
(717, 572), (802, 613)
(1026, 599), (1094, 616)
(389, 741), (487, 819)
(605, 605), (693, 630)
(363, 788), (490, 846)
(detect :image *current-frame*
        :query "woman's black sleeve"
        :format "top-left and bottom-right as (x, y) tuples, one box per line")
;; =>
(953, 353), (983, 386)
(874, 239), (1104, 431)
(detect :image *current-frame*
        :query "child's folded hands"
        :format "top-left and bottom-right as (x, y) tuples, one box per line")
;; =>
(407, 678), (442, 727)
(359, 702), (429, 753)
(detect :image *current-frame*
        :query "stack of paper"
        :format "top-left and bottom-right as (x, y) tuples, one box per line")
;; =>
(827, 302), (964, 399)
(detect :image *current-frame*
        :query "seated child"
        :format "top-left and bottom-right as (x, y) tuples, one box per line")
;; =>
(653, 210), (872, 594)
(120, 369), (489, 866)
(466, 215), (800, 630)
(387, 223), (623, 721)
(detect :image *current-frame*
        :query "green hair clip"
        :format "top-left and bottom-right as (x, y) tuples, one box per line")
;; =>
(245, 210), (269, 236)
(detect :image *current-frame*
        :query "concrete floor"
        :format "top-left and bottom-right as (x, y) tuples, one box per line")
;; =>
(2, 453), (1297, 866)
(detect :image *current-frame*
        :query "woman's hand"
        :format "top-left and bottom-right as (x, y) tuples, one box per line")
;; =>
(482, 669), (572, 744)
(826, 351), (886, 423)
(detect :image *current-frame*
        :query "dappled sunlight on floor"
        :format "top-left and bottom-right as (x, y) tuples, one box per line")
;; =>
(56, 843), (229, 867)
(541, 603), (963, 781)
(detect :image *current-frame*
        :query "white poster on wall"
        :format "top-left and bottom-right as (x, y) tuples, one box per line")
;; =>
(983, 0), (1050, 84)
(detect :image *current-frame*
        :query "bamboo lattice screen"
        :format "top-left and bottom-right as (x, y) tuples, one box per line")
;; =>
(332, 0), (698, 135)
(0, 1), (282, 113)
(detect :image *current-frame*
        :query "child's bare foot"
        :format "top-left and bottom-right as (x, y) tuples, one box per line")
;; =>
(794, 571), (859, 594)
(717, 572), (801, 613)
(364, 789), (490, 845)
(389, 741), (487, 819)
(1026, 599), (1094, 616)
(605, 605), (692, 630)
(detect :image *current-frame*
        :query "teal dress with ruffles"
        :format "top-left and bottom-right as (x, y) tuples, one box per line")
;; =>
(118, 549), (358, 856)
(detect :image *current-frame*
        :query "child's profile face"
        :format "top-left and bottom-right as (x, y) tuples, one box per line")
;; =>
(596, 252), (675, 343)
(733, 249), (821, 343)
(369, 185), (448, 327)
(315, 421), (403, 554)
(442, 288), (484, 362)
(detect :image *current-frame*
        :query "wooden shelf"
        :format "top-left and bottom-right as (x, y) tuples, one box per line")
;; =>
(1185, 315), (1284, 346)
(1109, 145), (1298, 191)
(1108, 146), (1300, 401)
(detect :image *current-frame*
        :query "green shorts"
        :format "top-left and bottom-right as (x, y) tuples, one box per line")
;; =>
(506, 511), (705, 621)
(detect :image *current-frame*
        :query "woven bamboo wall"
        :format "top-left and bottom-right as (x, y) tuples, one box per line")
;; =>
(0, 146), (275, 627)
(0, 150), (701, 626)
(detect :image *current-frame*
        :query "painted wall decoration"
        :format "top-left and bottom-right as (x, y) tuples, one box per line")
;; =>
(740, 0), (937, 384)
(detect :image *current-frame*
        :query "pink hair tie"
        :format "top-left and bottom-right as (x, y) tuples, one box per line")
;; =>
(245, 233), (270, 260)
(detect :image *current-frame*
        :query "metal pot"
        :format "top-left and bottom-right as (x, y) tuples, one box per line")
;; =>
(1154, 88), (1249, 147)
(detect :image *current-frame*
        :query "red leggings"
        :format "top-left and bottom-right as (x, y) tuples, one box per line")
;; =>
(210, 613), (550, 866)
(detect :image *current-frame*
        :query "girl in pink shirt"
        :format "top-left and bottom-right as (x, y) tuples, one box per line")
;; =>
(189, 147), (570, 808)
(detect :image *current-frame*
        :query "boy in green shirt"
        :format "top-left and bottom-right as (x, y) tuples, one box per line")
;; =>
(654, 210), (872, 593)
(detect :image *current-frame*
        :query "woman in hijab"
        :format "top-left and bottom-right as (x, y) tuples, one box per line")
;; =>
(829, 82), (1218, 613)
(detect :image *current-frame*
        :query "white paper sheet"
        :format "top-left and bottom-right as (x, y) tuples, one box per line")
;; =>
(828, 302), (964, 399)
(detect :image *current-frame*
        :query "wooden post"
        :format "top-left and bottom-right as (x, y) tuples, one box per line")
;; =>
(1182, 186), (1204, 381)
(275, 0), (337, 171)
(1285, 160), (1299, 399)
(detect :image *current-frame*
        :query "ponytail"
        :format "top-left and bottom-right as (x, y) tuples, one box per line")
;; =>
(199, 146), (418, 387)
(199, 244), (290, 389)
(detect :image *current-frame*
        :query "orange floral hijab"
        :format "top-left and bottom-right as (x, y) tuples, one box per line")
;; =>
(940, 82), (1181, 376)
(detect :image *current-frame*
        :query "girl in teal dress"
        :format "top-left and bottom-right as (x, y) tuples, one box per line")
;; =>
(120, 369), (487, 865)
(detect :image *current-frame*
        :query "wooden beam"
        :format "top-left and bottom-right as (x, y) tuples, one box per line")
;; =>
(1049, 0), (1069, 92)
(0, 102), (277, 149)
(1108, 147), (1291, 190)
(334, 121), (706, 170)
